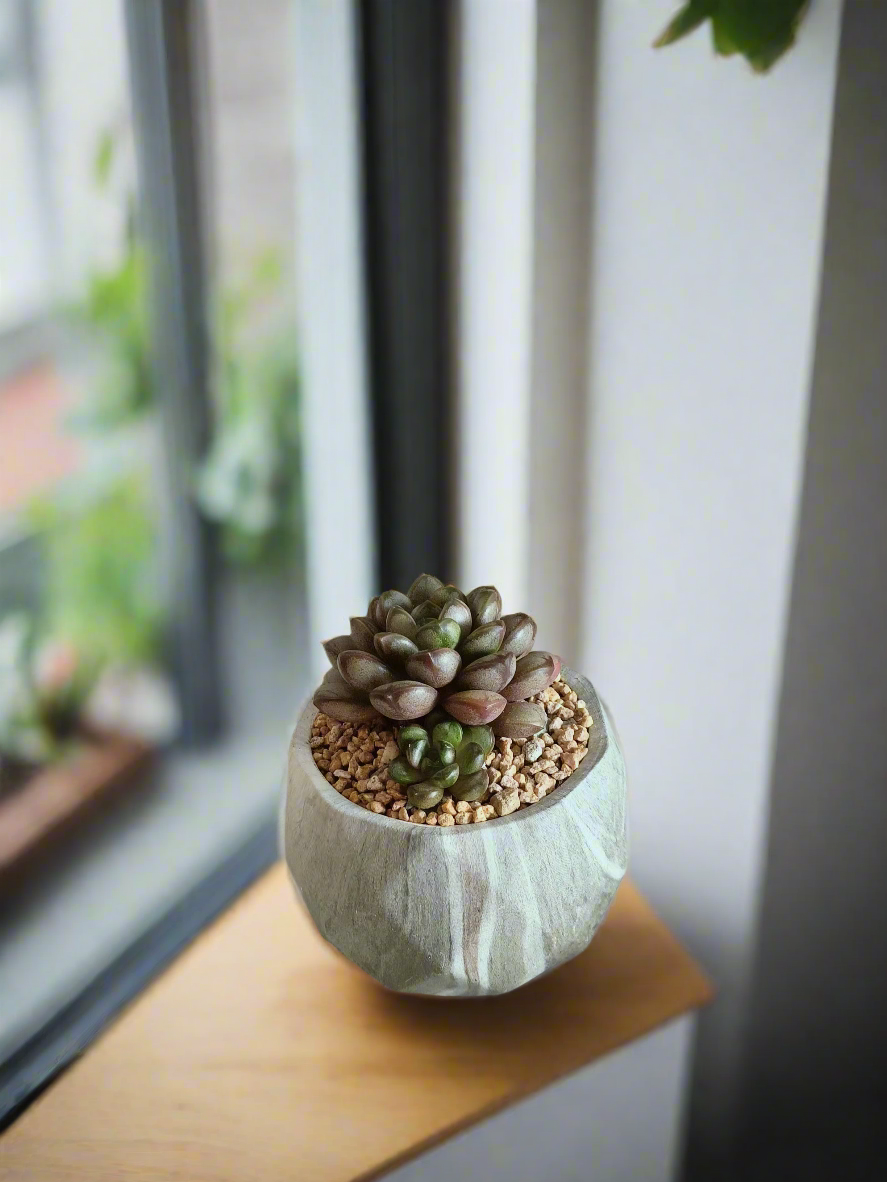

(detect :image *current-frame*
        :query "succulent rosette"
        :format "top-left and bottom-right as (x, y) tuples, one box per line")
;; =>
(313, 574), (562, 807)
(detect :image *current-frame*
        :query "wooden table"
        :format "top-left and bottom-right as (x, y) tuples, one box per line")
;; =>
(0, 863), (711, 1182)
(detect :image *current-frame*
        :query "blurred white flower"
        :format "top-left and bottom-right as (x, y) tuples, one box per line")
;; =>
(84, 664), (180, 745)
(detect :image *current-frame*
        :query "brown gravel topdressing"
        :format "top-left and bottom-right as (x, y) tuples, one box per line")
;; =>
(309, 677), (592, 825)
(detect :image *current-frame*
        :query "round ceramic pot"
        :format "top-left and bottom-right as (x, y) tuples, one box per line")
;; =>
(281, 668), (627, 997)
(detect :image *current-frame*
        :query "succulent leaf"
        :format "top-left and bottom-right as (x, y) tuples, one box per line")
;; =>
(466, 586), (502, 626)
(390, 755), (425, 785)
(404, 647), (462, 688)
(432, 719), (463, 748)
(312, 684), (379, 724)
(321, 667), (353, 692)
(442, 583), (466, 601)
(501, 651), (562, 701)
(368, 596), (382, 626)
(436, 740), (457, 765)
(322, 634), (354, 665)
(423, 707), (449, 732)
(386, 606), (418, 640)
(398, 724), (428, 749)
(374, 631), (419, 663)
(349, 616), (377, 652)
(438, 595), (472, 634)
(461, 724), (495, 756)
(493, 700), (547, 739)
(459, 620), (506, 660)
(337, 650), (397, 692)
(405, 737), (428, 769)
(407, 782), (445, 810)
(407, 573), (444, 603)
(444, 689), (507, 725)
(450, 768), (489, 802)
(415, 621), (459, 652)
(411, 599), (440, 624)
(456, 741), (485, 776)
(377, 589), (412, 627)
(369, 680), (439, 721)
(500, 612), (537, 659)
(457, 651), (516, 693)
(427, 763), (460, 791)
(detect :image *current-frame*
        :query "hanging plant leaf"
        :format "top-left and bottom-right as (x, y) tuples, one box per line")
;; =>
(654, 0), (810, 73)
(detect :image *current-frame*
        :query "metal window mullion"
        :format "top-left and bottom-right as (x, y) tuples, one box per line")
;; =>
(123, 0), (221, 745)
(359, 0), (451, 589)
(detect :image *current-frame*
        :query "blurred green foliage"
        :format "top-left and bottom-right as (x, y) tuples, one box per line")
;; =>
(654, 0), (810, 72)
(68, 127), (302, 566)
(67, 130), (152, 429)
(28, 479), (162, 668)
(196, 248), (302, 565)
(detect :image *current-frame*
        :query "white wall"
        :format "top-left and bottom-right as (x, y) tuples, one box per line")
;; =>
(37, 0), (129, 294)
(741, 0), (887, 1145)
(578, 0), (842, 1167)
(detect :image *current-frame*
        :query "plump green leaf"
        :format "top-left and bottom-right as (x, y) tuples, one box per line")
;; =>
(367, 596), (382, 627)
(369, 680), (439, 721)
(415, 622), (459, 652)
(459, 621), (506, 660)
(437, 618), (461, 647)
(450, 768), (489, 802)
(444, 689), (507, 726)
(398, 723), (429, 749)
(407, 573), (444, 603)
(423, 707), (449, 732)
(404, 648), (462, 688)
(456, 741), (485, 776)
(337, 650), (396, 692)
(405, 737), (429, 769)
(390, 755), (425, 785)
(427, 763), (460, 791)
(411, 599), (441, 624)
(457, 651), (516, 693)
(461, 725), (495, 756)
(432, 719), (463, 748)
(466, 585), (502, 627)
(407, 781), (445, 809)
(500, 612), (537, 659)
(436, 740), (457, 765)
(493, 700), (547, 739)
(322, 634), (353, 665)
(386, 606), (418, 640)
(501, 651), (562, 701)
(374, 631), (419, 663)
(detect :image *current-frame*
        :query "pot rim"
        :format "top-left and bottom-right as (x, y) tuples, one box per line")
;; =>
(290, 667), (610, 836)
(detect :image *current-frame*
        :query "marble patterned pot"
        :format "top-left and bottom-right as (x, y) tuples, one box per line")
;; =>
(281, 668), (627, 996)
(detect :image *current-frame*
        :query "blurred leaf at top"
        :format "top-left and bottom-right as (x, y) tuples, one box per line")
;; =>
(654, 0), (810, 72)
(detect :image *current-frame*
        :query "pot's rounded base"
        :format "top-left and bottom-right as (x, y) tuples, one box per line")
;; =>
(282, 669), (627, 997)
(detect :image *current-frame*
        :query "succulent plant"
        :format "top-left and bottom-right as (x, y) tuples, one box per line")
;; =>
(313, 574), (561, 740)
(388, 717), (496, 809)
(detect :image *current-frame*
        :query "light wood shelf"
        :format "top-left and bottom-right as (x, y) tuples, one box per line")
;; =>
(0, 862), (712, 1182)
